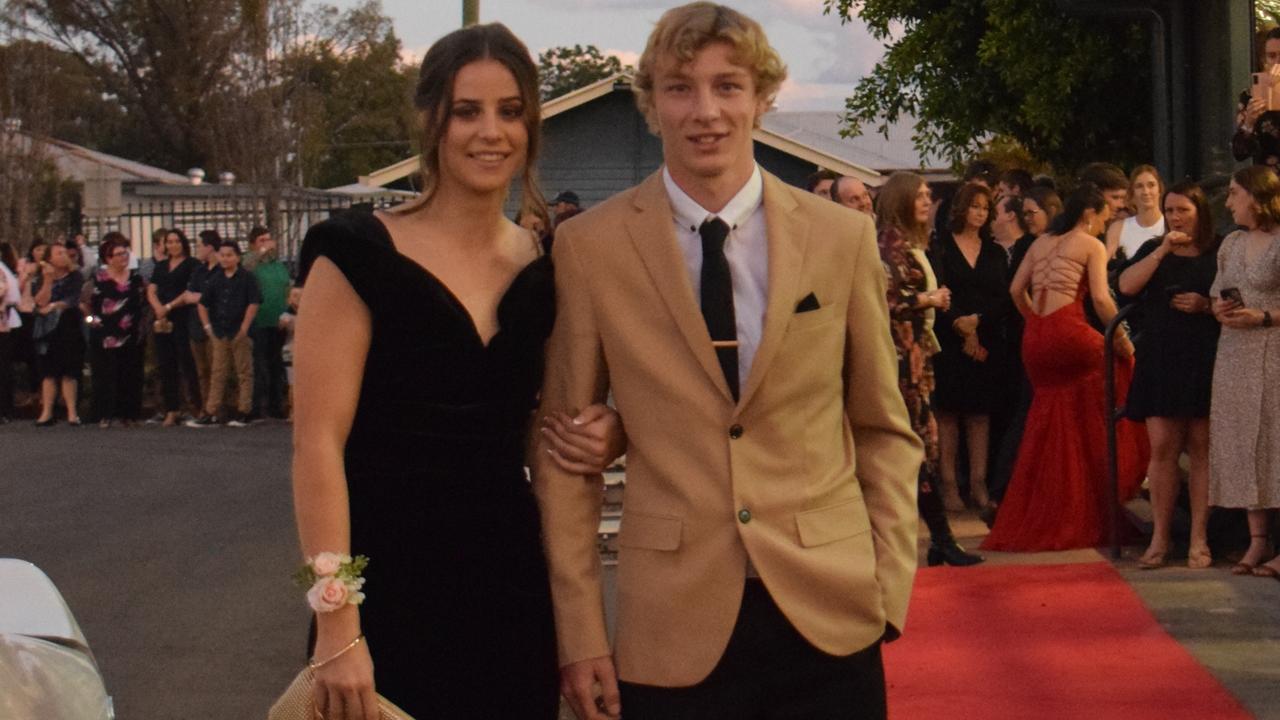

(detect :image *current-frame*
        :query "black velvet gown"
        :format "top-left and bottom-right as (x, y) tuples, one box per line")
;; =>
(298, 212), (559, 719)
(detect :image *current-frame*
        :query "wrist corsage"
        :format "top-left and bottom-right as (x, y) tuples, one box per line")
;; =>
(294, 552), (368, 613)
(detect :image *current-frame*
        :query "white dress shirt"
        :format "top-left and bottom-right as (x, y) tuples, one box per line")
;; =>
(662, 165), (768, 387)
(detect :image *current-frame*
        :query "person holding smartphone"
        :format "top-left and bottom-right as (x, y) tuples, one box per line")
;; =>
(1118, 181), (1220, 570)
(1234, 27), (1280, 168)
(1210, 166), (1280, 580)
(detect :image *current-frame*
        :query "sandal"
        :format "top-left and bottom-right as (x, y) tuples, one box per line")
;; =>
(1253, 562), (1280, 581)
(1187, 546), (1212, 570)
(1137, 548), (1168, 570)
(1232, 534), (1273, 575)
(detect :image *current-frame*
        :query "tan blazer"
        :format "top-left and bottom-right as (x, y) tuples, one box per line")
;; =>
(533, 169), (922, 687)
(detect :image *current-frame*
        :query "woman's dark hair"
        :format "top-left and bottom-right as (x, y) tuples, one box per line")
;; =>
(0, 242), (17, 273)
(165, 228), (191, 258)
(27, 240), (47, 261)
(198, 229), (222, 249)
(1027, 186), (1064, 227)
(1233, 165), (1280, 231)
(407, 23), (546, 228)
(220, 240), (243, 257)
(948, 182), (992, 234)
(1162, 181), (1217, 254)
(98, 232), (131, 264)
(1048, 182), (1107, 235)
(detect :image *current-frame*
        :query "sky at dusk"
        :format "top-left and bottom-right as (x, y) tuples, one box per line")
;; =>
(352, 0), (887, 111)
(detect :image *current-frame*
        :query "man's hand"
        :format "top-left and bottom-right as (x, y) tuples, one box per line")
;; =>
(560, 656), (621, 720)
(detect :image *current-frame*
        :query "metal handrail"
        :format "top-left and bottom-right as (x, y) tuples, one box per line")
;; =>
(1103, 302), (1139, 560)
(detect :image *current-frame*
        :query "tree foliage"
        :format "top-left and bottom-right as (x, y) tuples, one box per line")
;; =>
(1261, 0), (1280, 26)
(823, 0), (1151, 172)
(538, 45), (626, 101)
(7, 0), (414, 188)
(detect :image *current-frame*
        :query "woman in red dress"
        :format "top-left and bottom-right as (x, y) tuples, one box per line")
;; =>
(982, 184), (1150, 551)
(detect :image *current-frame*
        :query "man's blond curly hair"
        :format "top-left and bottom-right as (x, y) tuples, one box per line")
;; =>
(633, 2), (787, 133)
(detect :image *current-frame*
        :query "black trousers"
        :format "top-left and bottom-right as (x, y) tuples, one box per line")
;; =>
(0, 331), (14, 417)
(92, 343), (143, 421)
(250, 325), (286, 416)
(619, 580), (887, 720)
(154, 322), (201, 413)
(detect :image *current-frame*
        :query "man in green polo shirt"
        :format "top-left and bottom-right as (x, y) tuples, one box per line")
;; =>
(246, 226), (291, 419)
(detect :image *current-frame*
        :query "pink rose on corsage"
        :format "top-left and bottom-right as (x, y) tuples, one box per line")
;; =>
(307, 576), (350, 613)
(310, 552), (345, 577)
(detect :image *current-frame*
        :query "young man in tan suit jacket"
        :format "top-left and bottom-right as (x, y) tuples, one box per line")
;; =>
(533, 4), (923, 718)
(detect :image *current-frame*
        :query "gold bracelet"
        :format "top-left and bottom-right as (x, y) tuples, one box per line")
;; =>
(308, 634), (364, 670)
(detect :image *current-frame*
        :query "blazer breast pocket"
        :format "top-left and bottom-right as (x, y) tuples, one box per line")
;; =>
(788, 304), (838, 332)
(618, 510), (683, 551)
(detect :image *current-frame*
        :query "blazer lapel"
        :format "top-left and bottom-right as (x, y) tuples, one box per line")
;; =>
(738, 172), (809, 411)
(624, 171), (736, 402)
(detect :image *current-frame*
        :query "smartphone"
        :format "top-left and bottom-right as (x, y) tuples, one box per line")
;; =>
(1163, 284), (1184, 299)
(1221, 287), (1244, 305)
(1253, 73), (1280, 112)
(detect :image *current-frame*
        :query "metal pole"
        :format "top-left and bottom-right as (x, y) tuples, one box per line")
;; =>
(462, 0), (479, 26)
(1104, 302), (1137, 560)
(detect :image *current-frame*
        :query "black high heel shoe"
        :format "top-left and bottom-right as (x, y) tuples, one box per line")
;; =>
(927, 541), (984, 567)
(34, 417), (56, 427)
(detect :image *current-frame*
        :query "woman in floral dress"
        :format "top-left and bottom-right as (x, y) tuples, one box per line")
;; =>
(87, 232), (147, 426)
(875, 171), (982, 567)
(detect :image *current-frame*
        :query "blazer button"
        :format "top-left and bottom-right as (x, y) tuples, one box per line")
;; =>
(729, 424), (744, 439)
(738, 508), (752, 524)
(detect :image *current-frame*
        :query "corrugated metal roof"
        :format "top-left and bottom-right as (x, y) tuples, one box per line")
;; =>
(761, 112), (950, 174)
(29, 134), (191, 184)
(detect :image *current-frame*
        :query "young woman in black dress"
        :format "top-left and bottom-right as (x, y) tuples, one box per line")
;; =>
(291, 23), (624, 720)
(147, 229), (202, 426)
(32, 243), (86, 426)
(1118, 181), (1220, 569)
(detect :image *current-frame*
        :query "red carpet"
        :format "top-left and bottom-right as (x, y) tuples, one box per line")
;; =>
(884, 562), (1252, 720)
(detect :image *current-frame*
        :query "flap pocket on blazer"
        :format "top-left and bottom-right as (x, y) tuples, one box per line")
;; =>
(788, 304), (837, 331)
(618, 511), (683, 551)
(795, 499), (871, 548)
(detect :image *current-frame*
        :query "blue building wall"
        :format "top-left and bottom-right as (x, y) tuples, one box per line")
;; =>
(506, 88), (821, 216)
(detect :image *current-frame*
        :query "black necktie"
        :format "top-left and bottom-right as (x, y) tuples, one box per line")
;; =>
(699, 216), (738, 400)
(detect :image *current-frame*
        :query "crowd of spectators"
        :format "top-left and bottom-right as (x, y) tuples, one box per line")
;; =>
(804, 144), (1280, 575)
(0, 225), (296, 429)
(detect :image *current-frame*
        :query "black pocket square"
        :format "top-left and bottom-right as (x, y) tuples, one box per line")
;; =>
(795, 292), (820, 313)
